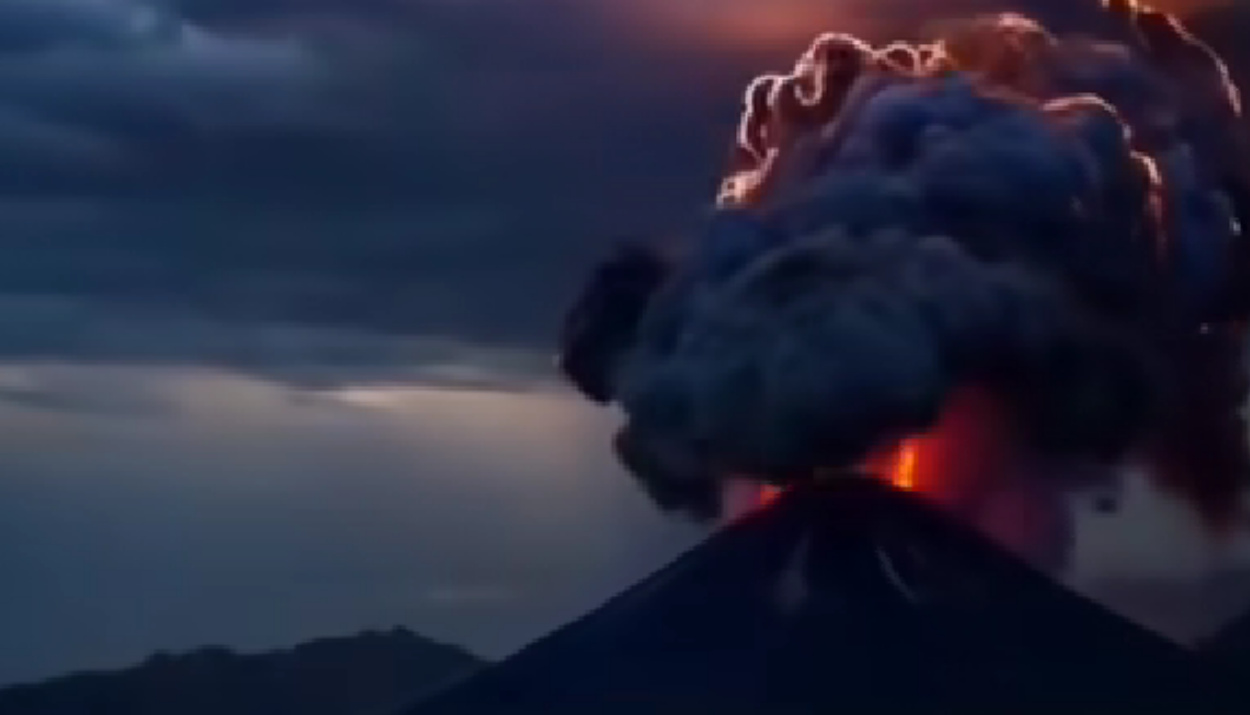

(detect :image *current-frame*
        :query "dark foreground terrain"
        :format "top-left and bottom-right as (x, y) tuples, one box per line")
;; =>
(0, 628), (482, 715)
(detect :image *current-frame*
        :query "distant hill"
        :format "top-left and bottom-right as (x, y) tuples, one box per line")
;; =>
(0, 628), (483, 715)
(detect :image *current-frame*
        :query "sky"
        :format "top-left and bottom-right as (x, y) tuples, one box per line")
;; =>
(0, 0), (1249, 688)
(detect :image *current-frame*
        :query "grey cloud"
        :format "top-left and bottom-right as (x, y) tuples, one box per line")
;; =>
(0, 0), (731, 380)
(0, 0), (727, 351)
(0, 293), (563, 389)
(0, 0), (730, 201)
(0, 107), (127, 188)
(0, 199), (595, 354)
(0, 0), (405, 200)
(0, 0), (170, 52)
(0, 369), (172, 416)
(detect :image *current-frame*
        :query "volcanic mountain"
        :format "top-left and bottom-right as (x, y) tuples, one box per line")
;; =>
(1202, 608), (1250, 687)
(410, 479), (1245, 714)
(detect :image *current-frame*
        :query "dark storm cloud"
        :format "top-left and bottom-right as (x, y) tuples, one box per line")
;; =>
(0, 292), (558, 389)
(0, 0), (1241, 385)
(0, 0), (396, 197)
(0, 0), (734, 201)
(0, 0), (747, 385)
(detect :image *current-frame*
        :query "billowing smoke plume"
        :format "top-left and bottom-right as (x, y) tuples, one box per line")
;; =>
(560, 2), (1250, 526)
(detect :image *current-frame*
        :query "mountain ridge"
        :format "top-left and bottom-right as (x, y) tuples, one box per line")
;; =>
(0, 627), (484, 715)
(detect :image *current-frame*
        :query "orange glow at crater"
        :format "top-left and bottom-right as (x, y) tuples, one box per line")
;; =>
(742, 389), (1073, 569)
(884, 389), (1022, 510)
(892, 441), (919, 491)
(754, 389), (1019, 510)
(758, 484), (783, 507)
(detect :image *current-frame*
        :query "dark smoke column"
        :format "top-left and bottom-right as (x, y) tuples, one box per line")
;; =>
(559, 2), (1250, 530)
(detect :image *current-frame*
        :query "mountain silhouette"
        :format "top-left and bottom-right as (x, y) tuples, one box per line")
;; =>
(410, 478), (1245, 715)
(0, 627), (482, 715)
(1202, 609), (1250, 685)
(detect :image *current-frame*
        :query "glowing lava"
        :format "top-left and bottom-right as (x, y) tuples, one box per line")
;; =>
(883, 389), (1075, 569)
(743, 389), (1075, 569)
(758, 484), (783, 507)
(893, 441), (919, 491)
(753, 419), (923, 510)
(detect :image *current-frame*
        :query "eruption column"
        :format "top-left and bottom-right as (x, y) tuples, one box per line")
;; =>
(559, 1), (1250, 571)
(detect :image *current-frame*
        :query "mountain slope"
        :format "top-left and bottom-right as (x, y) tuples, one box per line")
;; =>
(410, 479), (1243, 714)
(0, 628), (482, 715)
(1201, 609), (1250, 678)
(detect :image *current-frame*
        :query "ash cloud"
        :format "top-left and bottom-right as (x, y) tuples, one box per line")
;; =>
(560, 4), (1250, 524)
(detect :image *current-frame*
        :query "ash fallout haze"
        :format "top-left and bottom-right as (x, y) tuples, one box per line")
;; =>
(0, 0), (1248, 694)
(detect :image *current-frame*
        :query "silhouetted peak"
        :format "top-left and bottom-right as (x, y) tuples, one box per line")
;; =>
(0, 628), (484, 715)
(412, 480), (1245, 714)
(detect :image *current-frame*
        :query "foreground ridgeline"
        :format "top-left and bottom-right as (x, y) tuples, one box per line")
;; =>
(0, 628), (482, 715)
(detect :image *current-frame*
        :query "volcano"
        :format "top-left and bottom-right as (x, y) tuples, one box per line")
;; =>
(408, 479), (1243, 714)
(1201, 609), (1250, 687)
